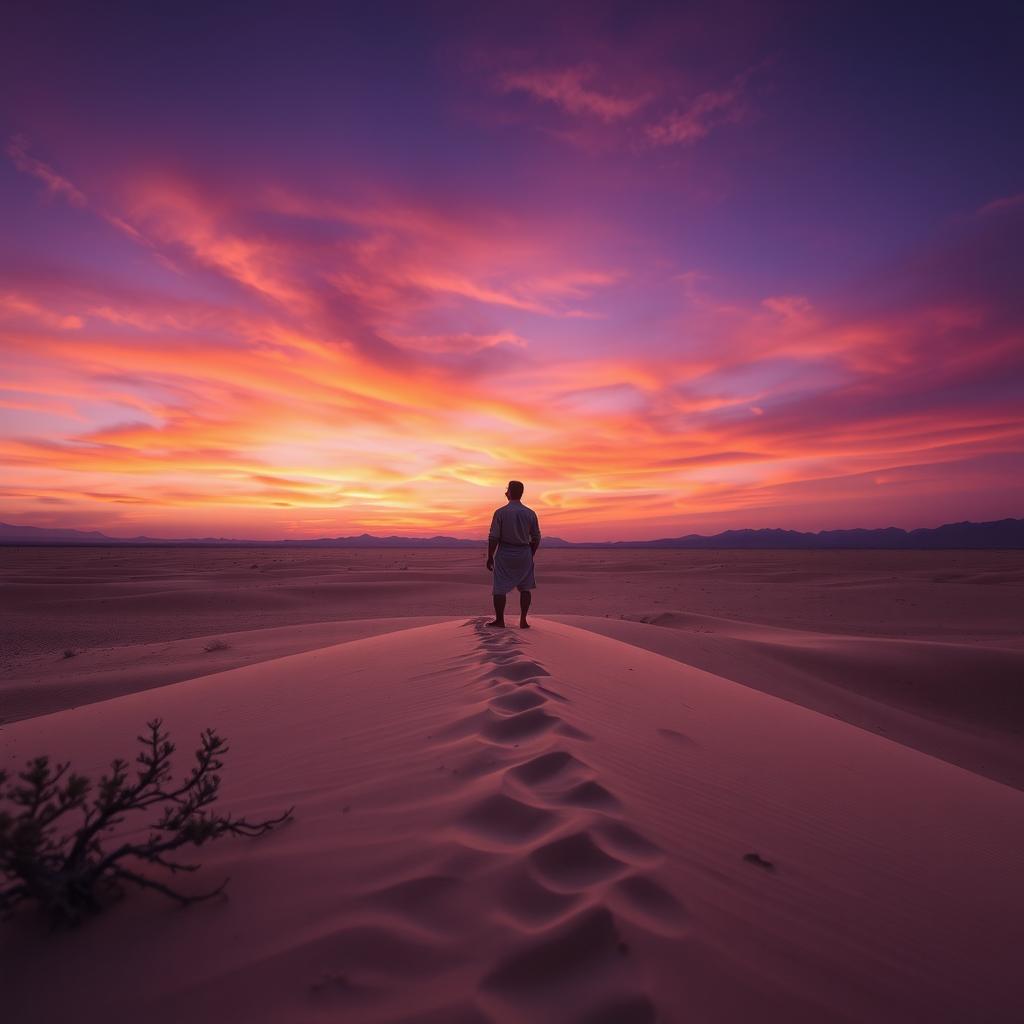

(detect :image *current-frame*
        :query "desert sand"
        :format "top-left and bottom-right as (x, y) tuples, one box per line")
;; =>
(2, 548), (1024, 1021)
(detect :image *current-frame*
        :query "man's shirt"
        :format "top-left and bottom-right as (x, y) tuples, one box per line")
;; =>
(489, 500), (541, 546)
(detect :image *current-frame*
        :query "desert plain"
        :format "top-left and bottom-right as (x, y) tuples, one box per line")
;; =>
(2, 546), (1024, 1022)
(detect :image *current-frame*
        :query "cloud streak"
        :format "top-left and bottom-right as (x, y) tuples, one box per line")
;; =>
(645, 78), (747, 147)
(497, 66), (650, 121)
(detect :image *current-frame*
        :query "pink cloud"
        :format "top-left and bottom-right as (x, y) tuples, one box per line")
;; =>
(645, 77), (747, 147)
(6, 135), (86, 206)
(0, 292), (83, 330)
(497, 66), (650, 121)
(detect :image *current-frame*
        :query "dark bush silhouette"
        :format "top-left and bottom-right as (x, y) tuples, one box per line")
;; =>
(0, 719), (293, 925)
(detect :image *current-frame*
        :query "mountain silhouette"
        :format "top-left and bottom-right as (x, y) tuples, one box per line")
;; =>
(2, 518), (1021, 549)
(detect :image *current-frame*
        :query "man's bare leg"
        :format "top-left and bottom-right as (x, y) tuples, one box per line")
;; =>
(520, 590), (532, 628)
(488, 594), (506, 627)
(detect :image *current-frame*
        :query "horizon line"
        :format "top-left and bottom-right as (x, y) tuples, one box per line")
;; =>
(2, 515), (1021, 547)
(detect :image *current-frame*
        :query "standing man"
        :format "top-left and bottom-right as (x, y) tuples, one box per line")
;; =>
(486, 480), (541, 628)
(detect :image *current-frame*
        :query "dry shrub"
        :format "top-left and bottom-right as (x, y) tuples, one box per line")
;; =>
(0, 720), (292, 925)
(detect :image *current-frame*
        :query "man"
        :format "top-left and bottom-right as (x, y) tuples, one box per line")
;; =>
(486, 480), (541, 628)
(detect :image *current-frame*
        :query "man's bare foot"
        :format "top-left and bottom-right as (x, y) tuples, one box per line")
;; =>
(486, 619), (505, 627)
(520, 620), (530, 629)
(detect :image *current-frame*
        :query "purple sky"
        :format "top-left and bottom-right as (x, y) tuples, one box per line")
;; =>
(1, 1), (1021, 539)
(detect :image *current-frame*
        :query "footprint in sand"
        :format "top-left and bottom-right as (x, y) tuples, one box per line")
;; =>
(554, 780), (623, 814)
(476, 638), (522, 649)
(480, 906), (659, 1021)
(456, 792), (562, 848)
(476, 646), (521, 659)
(529, 832), (630, 890)
(480, 906), (639, 1008)
(592, 822), (662, 864)
(507, 750), (592, 789)
(437, 705), (574, 748)
(482, 706), (562, 744)
(474, 621), (521, 642)
(607, 874), (690, 937)
(482, 652), (524, 665)
(494, 864), (583, 929)
(489, 688), (548, 713)
(480, 659), (551, 683)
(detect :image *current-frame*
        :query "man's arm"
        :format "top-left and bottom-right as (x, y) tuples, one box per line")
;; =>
(487, 512), (499, 569)
(530, 514), (541, 556)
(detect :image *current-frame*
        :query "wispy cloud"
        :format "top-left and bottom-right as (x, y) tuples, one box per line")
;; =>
(491, 58), (755, 153)
(645, 77), (747, 147)
(6, 135), (86, 206)
(497, 66), (650, 121)
(0, 292), (83, 330)
(978, 192), (1024, 217)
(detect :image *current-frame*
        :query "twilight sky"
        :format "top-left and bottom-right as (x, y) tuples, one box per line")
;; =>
(1, 1), (1022, 540)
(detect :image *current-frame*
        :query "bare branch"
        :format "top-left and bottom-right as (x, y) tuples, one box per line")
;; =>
(0, 722), (293, 926)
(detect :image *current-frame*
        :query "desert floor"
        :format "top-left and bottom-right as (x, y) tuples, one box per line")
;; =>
(2, 547), (1023, 1022)
(3, 547), (1022, 785)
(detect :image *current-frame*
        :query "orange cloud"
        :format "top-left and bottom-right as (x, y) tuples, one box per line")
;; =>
(2, 140), (1021, 540)
(1, 293), (83, 330)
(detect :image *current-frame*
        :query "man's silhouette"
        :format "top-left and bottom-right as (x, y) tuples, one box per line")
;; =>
(486, 480), (541, 628)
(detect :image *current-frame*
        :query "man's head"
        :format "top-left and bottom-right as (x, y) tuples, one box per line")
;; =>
(506, 480), (525, 501)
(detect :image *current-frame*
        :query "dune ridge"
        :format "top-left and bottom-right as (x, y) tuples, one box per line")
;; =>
(0, 616), (451, 724)
(3, 618), (1022, 1023)
(554, 611), (1024, 790)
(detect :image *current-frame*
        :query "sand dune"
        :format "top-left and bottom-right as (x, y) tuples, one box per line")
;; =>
(555, 612), (1024, 790)
(0, 616), (450, 724)
(5, 548), (1020, 663)
(3, 618), (1022, 1023)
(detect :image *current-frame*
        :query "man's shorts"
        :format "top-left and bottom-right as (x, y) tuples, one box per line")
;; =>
(492, 545), (536, 595)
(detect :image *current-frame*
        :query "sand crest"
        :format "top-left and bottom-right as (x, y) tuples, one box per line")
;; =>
(2, 617), (1022, 1022)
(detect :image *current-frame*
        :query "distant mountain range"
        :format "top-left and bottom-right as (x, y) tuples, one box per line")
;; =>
(2, 518), (1022, 549)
